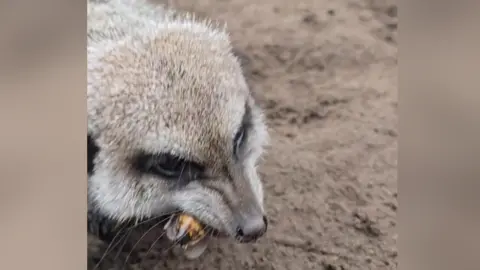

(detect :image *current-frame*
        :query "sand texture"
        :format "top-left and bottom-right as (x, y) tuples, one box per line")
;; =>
(88, 0), (398, 269)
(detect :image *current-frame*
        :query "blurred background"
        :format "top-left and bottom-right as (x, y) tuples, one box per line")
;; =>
(0, 0), (397, 269)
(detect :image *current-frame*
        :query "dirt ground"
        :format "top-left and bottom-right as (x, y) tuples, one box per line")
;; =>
(88, 0), (398, 269)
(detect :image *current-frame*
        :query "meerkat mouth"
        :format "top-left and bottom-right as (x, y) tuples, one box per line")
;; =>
(163, 212), (226, 241)
(163, 212), (226, 259)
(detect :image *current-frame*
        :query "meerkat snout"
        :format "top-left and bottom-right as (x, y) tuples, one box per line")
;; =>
(234, 210), (268, 243)
(87, 0), (269, 248)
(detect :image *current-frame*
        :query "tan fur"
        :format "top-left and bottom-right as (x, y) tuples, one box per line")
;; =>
(87, 0), (269, 243)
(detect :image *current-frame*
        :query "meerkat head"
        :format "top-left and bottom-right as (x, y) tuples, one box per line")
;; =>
(87, 9), (269, 244)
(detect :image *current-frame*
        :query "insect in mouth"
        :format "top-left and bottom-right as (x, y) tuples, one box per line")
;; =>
(164, 214), (207, 249)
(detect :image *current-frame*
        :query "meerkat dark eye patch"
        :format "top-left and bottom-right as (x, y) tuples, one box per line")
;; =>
(233, 103), (253, 159)
(133, 152), (205, 183)
(233, 128), (245, 156)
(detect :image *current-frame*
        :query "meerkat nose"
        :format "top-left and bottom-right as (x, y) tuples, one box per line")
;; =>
(235, 215), (268, 243)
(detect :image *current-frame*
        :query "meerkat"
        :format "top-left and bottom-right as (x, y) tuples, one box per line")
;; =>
(87, 0), (269, 259)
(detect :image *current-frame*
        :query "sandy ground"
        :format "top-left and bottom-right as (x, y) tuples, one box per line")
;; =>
(88, 0), (398, 269)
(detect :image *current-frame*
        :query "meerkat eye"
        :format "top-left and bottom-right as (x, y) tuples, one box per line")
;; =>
(233, 128), (246, 157)
(134, 152), (205, 181)
(233, 103), (252, 159)
(149, 154), (186, 178)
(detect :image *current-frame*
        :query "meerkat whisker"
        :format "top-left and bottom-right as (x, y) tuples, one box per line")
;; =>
(113, 229), (132, 261)
(141, 229), (169, 264)
(93, 221), (130, 270)
(95, 213), (175, 267)
(123, 215), (173, 265)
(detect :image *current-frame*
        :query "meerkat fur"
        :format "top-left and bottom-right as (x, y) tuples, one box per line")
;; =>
(87, 0), (269, 254)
